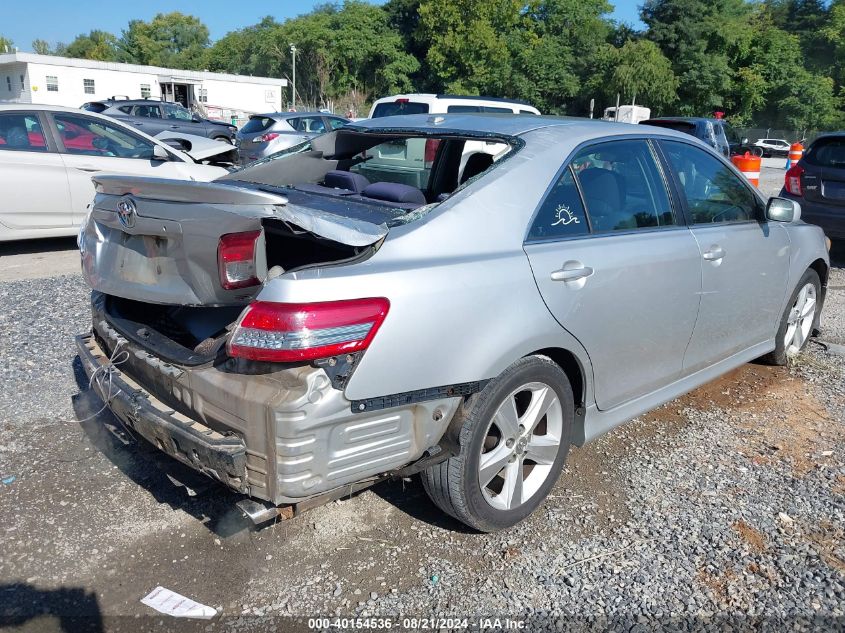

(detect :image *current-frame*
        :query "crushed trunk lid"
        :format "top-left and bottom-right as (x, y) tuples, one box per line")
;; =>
(81, 175), (387, 307)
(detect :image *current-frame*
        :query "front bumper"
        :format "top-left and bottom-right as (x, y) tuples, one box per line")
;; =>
(76, 301), (459, 505)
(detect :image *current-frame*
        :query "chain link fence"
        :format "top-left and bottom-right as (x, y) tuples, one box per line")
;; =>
(738, 127), (823, 144)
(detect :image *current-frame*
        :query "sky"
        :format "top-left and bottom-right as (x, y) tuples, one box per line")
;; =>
(4, 0), (645, 52)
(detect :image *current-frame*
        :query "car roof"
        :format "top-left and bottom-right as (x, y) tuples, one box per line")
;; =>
(252, 111), (343, 120)
(373, 93), (534, 106)
(0, 103), (105, 113)
(347, 113), (696, 140)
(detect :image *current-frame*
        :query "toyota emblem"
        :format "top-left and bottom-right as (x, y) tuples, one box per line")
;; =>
(116, 197), (137, 229)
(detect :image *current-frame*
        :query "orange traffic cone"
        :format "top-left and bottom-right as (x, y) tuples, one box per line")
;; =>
(731, 152), (761, 187)
(785, 142), (803, 169)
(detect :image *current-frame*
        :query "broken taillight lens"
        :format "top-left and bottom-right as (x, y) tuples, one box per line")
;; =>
(227, 298), (390, 362)
(785, 164), (804, 196)
(218, 230), (261, 290)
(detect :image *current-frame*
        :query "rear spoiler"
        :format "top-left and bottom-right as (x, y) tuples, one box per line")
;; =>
(93, 175), (288, 205)
(92, 175), (387, 247)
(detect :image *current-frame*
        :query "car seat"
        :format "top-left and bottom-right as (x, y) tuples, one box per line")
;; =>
(578, 167), (631, 231)
(460, 153), (494, 184)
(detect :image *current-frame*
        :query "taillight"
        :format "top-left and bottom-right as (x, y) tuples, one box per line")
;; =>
(227, 298), (390, 362)
(256, 132), (279, 143)
(785, 164), (804, 196)
(218, 230), (261, 290)
(424, 139), (441, 168)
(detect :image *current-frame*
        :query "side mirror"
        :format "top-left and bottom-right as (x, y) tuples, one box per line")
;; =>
(192, 113), (202, 122)
(767, 197), (801, 223)
(152, 144), (171, 161)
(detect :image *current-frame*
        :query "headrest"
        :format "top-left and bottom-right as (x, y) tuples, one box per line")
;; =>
(323, 170), (370, 193)
(578, 167), (625, 211)
(461, 152), (494, 183)
(361, 182), (427, 205)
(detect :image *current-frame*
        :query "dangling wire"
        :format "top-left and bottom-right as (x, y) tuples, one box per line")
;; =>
(77, 342), (130, 423)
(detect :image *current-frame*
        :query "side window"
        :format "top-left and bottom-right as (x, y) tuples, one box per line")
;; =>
(162, 103), (192, 121)
(527, 166), (589, 241)
(661, 140), (761, 224)
(132, 105), (161, 118)
(447, 105), (481, 113)
(327, 117), (347, 130)
(291, 117), (325, 133)
(53, 113), (156, 159)
(117, 105), (133, 114)
(0, 113), (47, 152)
(572, 139), (675, 232)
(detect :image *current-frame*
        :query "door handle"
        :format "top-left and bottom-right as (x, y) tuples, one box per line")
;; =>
(702, 245), (726, 261)
(551, 266), (594, 282)
(76, 165), (101, 172)
(169, 125), (179, 129)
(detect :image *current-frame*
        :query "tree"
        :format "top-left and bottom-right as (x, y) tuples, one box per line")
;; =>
(642, 0), (754, 115)
(418, 0), (520, 95)
(32, 39), (52, 55)
(607, 40), (679, 111)
(63, 30), (120, 61)
(119, 12), (210, 69)
(0, 35), (13, 53)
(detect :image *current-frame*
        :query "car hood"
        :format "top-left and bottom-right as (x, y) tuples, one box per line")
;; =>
(155, 132), (236, 163)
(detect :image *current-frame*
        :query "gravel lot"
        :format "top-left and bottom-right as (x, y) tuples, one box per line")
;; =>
(0, 240), (843, 632)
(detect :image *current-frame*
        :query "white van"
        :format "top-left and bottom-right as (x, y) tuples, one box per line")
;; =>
(358, 95), (541, 188)
(368, 94), (541, 118)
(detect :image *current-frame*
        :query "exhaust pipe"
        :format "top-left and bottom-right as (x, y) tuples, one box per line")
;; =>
(236, 499), (294, 525)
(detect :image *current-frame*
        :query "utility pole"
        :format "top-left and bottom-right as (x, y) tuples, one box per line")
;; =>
(289, 43), (297, 111)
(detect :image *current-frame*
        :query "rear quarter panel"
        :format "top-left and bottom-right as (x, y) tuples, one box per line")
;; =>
(258, 127), (597, 404)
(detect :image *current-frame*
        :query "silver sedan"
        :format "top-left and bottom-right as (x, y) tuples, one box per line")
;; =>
(78, 115), (830, 531)
(235, 111), (350, 164)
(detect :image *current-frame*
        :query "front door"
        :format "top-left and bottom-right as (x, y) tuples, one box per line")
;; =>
(524, 139), (702, 410)
(0, 111), (73, 230)
(50, 112), (183, 222)
(658, 140), (791, 373)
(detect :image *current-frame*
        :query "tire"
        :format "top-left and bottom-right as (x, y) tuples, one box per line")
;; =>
(421, 355), (573, 532)
(761, 268), (821, 366)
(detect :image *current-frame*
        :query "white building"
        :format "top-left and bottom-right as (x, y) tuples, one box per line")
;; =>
(0, 52), (288, 123)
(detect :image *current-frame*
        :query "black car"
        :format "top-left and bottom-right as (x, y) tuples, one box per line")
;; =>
(81, 99), (237, 143)
(639, 117), (760, 158)
(780, 133), (845, 242)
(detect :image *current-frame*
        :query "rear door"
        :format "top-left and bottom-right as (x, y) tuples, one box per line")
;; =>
(524, 138), (702, 410)
(0, 110), (74, 231)
(128, 104), (168, 136)
(658, 139), (790, 372)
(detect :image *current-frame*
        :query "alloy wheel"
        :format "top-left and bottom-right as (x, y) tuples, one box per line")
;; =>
(478, 382), (563, 511)
(784, 282), (816, 357)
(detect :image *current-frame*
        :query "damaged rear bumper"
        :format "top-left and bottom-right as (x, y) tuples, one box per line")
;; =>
(76, 333), (249, 492)
(75, 302), (461, 506)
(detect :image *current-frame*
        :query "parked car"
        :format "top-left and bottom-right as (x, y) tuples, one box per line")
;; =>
(640, 117), (761, 158)
(361, 94), (540, 188)
(76, 115), (829, 532)
(368, 94), (541, 118)
(235, 112), (350, 164)
(0, 104), (228, 241)
(82, 99), (238, 144)
(780, 133), (845, 242)
(753, 138), (791, 158)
